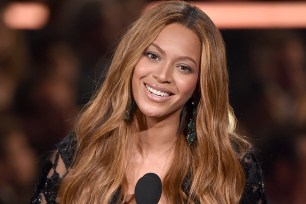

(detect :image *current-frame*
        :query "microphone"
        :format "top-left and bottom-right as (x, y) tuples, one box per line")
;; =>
(134, 173), (162, 204)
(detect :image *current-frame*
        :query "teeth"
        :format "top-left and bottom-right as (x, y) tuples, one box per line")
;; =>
(145, 84), (170, 97)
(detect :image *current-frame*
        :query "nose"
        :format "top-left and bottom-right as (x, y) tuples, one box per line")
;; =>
(153, 62), (173, 83)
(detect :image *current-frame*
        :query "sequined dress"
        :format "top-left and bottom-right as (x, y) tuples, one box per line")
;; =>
(31, 133), (267, 204)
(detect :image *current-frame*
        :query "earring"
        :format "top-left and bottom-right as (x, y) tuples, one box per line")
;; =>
(124, 98), (137, 122)
(186, 101), (197, 145)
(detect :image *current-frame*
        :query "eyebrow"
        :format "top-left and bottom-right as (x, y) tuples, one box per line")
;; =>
(150, 43), (165, 55)
(150, 43), (198, 67)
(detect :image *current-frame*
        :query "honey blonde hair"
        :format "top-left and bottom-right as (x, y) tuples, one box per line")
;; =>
(59, 1), (249, 203)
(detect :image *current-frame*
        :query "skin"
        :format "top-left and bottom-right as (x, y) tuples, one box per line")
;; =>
(127, 23), (201, 203)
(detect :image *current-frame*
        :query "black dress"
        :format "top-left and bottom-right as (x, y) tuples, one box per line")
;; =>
(31, 133), (267, 204)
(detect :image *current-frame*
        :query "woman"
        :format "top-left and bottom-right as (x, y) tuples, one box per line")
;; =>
(32, 1), (265, 203)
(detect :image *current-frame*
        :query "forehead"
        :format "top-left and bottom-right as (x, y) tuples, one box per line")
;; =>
(153, 23), (200, 43)
(150, 23), (201, 60)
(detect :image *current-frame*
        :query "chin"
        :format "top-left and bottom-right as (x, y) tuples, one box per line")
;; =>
(140, 109), (163, 118)
(137, 105), (162, 117)
(139, 105), (182, 121)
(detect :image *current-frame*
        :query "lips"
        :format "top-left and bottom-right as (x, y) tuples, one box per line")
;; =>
(145, 84), (173, 97)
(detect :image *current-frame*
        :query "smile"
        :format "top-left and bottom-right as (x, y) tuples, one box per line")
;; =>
(145, 84), (171, 97)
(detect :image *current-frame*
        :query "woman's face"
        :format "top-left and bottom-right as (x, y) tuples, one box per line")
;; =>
(132, 23), (201, 119)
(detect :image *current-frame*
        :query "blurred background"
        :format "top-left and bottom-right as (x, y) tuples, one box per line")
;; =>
(0, 0), (305, 203)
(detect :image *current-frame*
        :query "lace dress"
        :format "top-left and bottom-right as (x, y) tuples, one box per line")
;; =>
(31, 133), (267, 204)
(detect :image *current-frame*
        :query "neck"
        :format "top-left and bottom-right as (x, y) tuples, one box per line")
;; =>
(133, 109), (181, 156)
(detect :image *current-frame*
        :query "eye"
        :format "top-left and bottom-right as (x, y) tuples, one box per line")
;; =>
(144, 51), (160, 61)
(177, 64), (192, 73)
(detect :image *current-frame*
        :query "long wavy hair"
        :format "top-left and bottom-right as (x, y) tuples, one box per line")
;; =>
(59, 1), (250, 203)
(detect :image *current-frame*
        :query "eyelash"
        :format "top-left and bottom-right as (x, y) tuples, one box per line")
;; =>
(177, 64), (192, 73)
(143, 50), (193, 73)
(144, 51), (160, 61)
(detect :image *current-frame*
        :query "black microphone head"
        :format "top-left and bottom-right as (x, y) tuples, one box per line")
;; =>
(134, 173), (162, 204)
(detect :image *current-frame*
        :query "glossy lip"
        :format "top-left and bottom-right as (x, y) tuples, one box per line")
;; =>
(143, 82), (174, 102)
(144, 82), (174, 95)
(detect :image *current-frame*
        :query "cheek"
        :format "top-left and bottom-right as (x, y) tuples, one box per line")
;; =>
(132, 63), (145, 96)
(131, 71), (138, 97)
(177, 75), (198, 96)
(133, 60), (148, 80)
(185, 81), (197, 98)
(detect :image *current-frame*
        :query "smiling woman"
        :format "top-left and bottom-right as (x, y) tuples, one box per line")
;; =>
(132, 23), (200, 119)
(31, 1), (266, 204)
